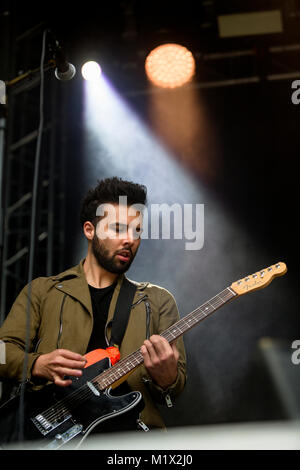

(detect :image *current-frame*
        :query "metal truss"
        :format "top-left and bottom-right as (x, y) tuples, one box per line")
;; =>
(0, 24), (66, 325)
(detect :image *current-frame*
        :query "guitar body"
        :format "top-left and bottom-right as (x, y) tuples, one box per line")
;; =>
(0, 357), (144, 449)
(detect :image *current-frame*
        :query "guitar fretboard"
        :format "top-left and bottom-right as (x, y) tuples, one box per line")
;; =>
(93, 286), (236, 390)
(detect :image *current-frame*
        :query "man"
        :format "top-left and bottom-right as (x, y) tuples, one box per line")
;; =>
(0, 177), (186, 434)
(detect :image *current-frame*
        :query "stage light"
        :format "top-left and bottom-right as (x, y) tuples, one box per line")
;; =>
(145, 44), (195, 89)
(81, 61), (102, 81)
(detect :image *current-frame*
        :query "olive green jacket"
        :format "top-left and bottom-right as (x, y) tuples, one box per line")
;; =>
(0, 260), (186, 428)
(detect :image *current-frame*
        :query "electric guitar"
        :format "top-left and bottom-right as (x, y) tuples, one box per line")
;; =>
(0, 262), (287, 449)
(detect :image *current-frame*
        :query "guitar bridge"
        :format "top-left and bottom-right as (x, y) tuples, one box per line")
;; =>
(32, 411), (72, 436)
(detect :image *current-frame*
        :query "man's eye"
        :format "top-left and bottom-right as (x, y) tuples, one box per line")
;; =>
(134, 227), (143, 238)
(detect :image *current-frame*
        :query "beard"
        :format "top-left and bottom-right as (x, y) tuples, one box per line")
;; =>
(91, 235), (137, 274)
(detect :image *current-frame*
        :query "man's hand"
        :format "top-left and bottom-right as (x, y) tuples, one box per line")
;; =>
(32, 349), (87, 387)
(141, 335), (179, 390)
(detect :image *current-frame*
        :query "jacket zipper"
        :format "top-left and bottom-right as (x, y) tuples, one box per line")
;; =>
(131, 295), (151, 340)
(104, 295), (151, 346)
(57, 294), (67, 348)
(144, 299), (151, 340)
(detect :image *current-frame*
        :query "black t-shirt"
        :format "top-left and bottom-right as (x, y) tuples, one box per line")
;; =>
(86, 283), (117, 352)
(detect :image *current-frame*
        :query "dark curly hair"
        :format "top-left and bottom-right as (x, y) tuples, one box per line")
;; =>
(80, 177), (147, 227)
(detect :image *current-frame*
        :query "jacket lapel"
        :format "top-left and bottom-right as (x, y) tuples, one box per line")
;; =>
(51, 260), (93, 315)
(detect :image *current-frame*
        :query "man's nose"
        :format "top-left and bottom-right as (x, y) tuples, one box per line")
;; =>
(121, 230), (134, 244)
(122, 229), (138, 245)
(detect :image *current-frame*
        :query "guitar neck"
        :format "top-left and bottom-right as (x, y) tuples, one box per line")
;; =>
(94, 286), (237, 390)
(161, 287), (236, 343)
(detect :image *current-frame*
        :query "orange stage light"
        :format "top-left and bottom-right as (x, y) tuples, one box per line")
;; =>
(145, 43), (195, 89)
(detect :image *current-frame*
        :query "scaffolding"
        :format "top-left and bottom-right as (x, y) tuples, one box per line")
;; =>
(0, 22), (67, 325)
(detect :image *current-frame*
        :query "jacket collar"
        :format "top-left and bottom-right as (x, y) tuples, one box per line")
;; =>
(51, 259), (93, 314)
(51, 259), (148, 318)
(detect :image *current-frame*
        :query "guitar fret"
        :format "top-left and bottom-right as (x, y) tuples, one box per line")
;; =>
(95, 351), (144, 389)
(217, 294), (225, 303)
(201, 304), (211, 314)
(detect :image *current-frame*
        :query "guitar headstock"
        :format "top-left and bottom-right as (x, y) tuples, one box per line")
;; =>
(231, 262), (287, 296)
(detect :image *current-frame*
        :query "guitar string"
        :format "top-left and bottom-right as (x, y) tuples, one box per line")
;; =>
(39, 289), (235, 424)
(39, 288), (235, 423)
(92, 288), (235, 386)
(86, 289), (234, 389)
(38, 288), (235, 423)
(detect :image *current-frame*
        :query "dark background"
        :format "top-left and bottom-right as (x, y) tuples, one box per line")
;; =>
(0, 0), (299, 427)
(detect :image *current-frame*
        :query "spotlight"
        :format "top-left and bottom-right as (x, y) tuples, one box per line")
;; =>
(81, 61), (102, 81)
(145, 44), (195, 89)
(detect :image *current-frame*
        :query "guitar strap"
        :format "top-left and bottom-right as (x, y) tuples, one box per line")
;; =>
(108, 277), (137, 349)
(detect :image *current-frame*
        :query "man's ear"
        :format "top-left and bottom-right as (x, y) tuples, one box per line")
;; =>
(83, 221), (95, 241)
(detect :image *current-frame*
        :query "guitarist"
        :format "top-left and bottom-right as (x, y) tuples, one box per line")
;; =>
(0, 177), (186, 433)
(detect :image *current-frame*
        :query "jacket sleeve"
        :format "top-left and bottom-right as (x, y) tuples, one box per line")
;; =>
(144, 287), (187, 405)
(0, 279), (43, 383)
